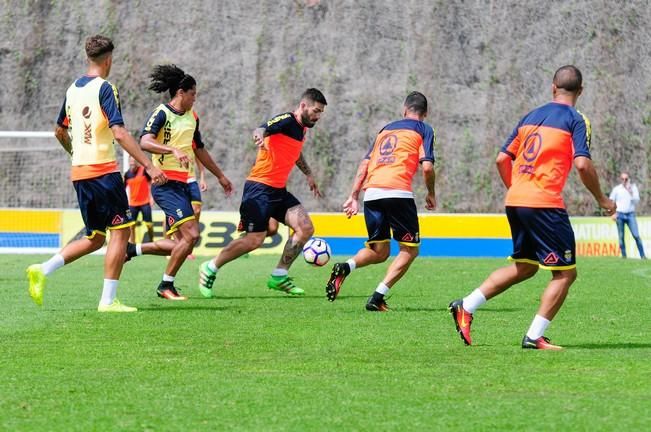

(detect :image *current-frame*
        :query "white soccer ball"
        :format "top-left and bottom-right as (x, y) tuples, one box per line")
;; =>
(302, 238), (331, 267)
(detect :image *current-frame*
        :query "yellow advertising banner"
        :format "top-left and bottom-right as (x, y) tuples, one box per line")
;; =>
(572, 217), (650, 258)
(6, 208), (647, 259)
(61, 210), (288, 256)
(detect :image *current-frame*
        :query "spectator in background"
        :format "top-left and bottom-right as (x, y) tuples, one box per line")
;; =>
(610, 172), (646, 259)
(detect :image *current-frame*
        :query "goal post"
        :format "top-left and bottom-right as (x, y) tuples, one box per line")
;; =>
(0, 130), (129, 253)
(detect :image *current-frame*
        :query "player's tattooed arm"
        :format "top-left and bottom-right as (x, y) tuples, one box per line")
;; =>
(54, 126), (73, 155)
(252, 127), (268, 148)
(295, 152), (312, 176)
(296, 152), (322, 197)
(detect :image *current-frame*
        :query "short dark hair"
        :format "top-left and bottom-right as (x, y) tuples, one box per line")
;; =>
(85, 35), (114, 60)
(148, 64), (197, 98)
(404, 91), (428, 115)
(553, 65), (583, 93)
(301, 88), (327, 105)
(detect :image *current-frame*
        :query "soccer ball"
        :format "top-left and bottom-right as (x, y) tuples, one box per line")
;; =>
(302, 238), (331, 266)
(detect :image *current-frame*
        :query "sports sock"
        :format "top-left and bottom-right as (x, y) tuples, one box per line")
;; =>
(271, 268), (289, 277)
(41, 254), (65, 276)
(346, 258), (357, 272)
(526, 314), (551, 340)
(163, 273), (175, 283)
(462, 288), (487, 314)
(99, 279), (118, 305)
(136, 243), (143, 256)
(372, 282), (390, 301)
(207, 260), (218, 273)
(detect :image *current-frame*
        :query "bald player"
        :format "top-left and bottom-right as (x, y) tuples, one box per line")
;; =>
(325, 91), (437, 311)
(449, 65), (616, 350)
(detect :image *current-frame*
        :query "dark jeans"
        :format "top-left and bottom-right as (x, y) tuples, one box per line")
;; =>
(616, 212), (646, 258)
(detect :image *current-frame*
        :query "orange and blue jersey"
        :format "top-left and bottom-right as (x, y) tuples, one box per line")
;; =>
(124, 166), (151, 207)
(140, 104), (204, 183)
(247, 112), (306, 188)
(56, 75), (124, 181)
(363, 118), (436, 192)
(500, 102), (591, 209)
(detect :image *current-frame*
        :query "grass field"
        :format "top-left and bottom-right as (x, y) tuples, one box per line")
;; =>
(2, 253), (650, 431)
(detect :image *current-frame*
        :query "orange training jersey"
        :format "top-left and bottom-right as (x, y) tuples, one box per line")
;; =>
(363, 118), (436, 192)
(140, 104), (204, 183)
(124, 166), (151, 206)
(501, 102), (592, 209)
(56, 76), (124, 181)
(247, 112), (306, 188)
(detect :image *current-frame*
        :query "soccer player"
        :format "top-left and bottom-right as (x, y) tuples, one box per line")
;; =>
(325, 91), (436, 311)
(26, 35), (166, 312)
(125, 64), (233, 300)
(124, 156), (154, 243)
(448, 65), (616, 350)
(198, 88), (327, 297)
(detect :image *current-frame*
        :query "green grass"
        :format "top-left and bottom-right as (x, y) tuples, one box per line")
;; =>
(1, 254), (650, 431)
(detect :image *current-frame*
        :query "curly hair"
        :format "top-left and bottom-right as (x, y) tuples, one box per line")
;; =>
(148, 64), (196, 98)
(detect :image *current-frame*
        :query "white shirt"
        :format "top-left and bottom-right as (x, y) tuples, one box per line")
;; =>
(363, 187), (413, 201)
(610, 183), (640, 213)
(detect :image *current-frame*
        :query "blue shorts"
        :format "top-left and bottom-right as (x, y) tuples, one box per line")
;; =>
(73, 172), (133, 237)
(152, 181), (195, 235)
(129, 204), (153, 223)
(364, 198), (420, 246)
(506, 206), (576, 269)
(239, 180), (300, 233)
(188, 181), (202, 205)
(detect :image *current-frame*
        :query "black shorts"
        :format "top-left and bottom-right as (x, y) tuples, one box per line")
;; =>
(364, 198), (420, 246)
(73, 172), (133, 237)
(506, 206), (576, 269)
(152, 181), (195, 235)
(239, 180), (300, 233)
(129, 204), (153, 223)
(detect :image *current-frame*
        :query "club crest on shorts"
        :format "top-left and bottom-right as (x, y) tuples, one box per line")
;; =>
(564, 250), (572, 261)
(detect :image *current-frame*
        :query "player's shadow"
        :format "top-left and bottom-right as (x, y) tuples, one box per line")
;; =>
(564, 343), (651, 349)
(136, 305), (236, 311)
(401, 307), (523, 313)
(213, 295), (326, 300)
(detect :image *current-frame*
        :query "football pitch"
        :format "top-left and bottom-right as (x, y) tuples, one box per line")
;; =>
(2, 254), (650, 430)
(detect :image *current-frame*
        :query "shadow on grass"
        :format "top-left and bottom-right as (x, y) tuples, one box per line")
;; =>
(136, 305), (236, 311)
(400, 307), (523, 313)
(210, 295), (321, 300)
(565, 343), (651, 349)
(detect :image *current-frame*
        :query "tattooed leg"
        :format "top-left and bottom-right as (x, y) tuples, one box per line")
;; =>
(276, 205), (315, 270)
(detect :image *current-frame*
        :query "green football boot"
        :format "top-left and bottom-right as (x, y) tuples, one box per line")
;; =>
(199, 261), (217, 298)
(267, 275), (305, 296)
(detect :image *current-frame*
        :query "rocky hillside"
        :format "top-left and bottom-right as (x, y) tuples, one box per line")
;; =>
(1, 0), (650, 214)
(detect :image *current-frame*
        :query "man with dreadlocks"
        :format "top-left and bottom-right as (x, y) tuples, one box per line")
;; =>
(125, 64), (233, 300)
